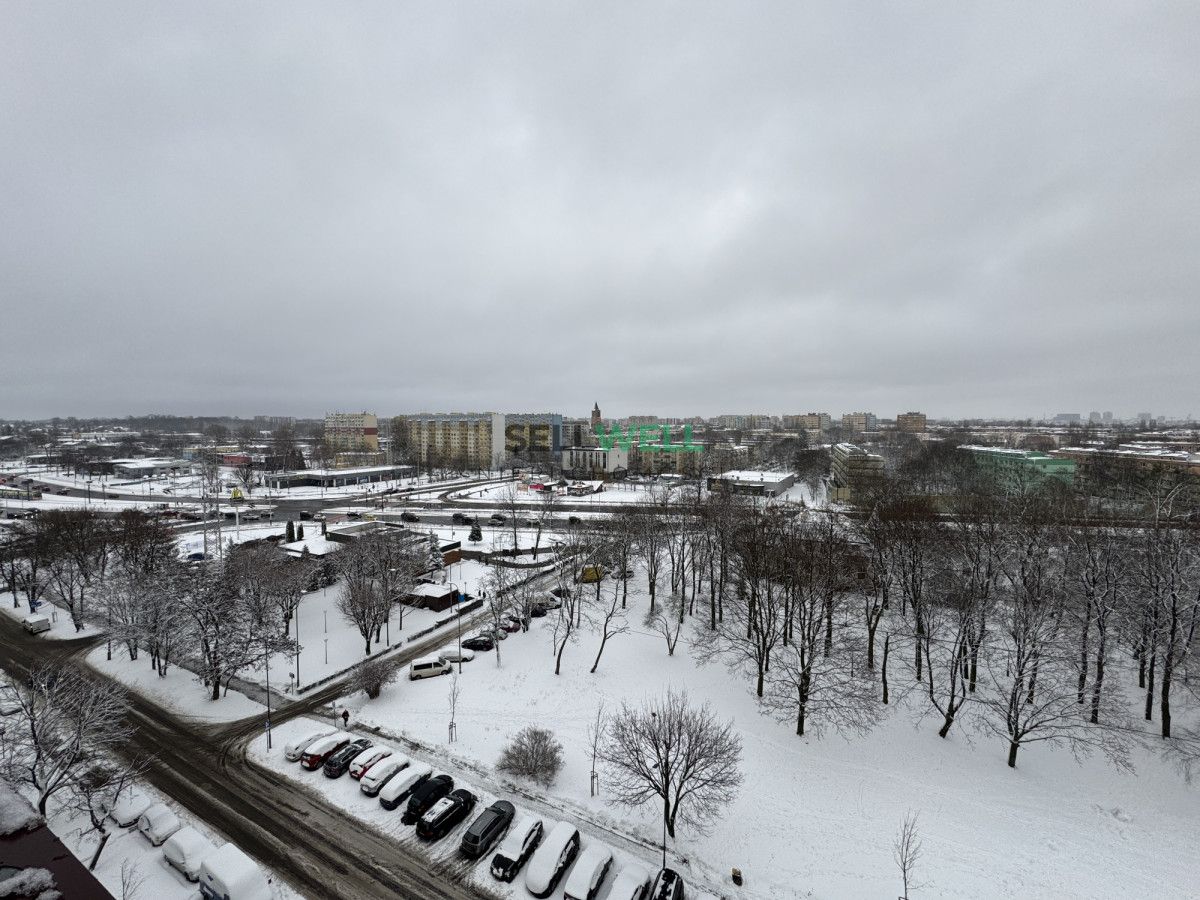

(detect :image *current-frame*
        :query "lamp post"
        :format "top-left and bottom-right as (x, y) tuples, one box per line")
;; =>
(264, 639), (273, 749)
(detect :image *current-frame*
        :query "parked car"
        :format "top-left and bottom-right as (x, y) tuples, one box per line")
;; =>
(451, 512), (467, 524)
(107, 791), (153, 828)
(324, 738), (373, 778)
(299, 510), (313, 520)
(524, 820), (581, 898)
(137, 802), (181, 846)
(410, 655), (453, 679)
(568, 515), (581, 525)
(284, 728), (337, 763)
(348, 746), (393, 780)
(649, 868), (686, 900)
(488, 513), (507, 524)
(162, 826), (214, 882)
(460, 800), (515, 860)
(609, 864), (652, 900)
(461, 635), (495, 652)
(400, 511), (420, 522)
(529, 604), (548, 618)
(360, 755), (410, 797)
(21, 615), (51, 635)
(401, 774), (454, 825)
(300, 732), (352, 770)
(477, 625), (507, 641)
(198, 843), (270, 900)
(563, 843), (614, 900)
(438, 647), (475, 664)
(548, 586), (571, 599)
(490, 815), (544, 882)
(498, 617), (522, 633)
(378, 763), (433, 811)
(416, 788), (477, 841)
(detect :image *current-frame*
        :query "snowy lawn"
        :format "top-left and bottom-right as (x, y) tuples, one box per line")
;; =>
(86, 643), (267, 724)
(337, 576), (1200, 900)
(0, 591), (106, 641)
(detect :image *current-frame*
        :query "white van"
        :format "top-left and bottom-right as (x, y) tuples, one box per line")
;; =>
(162, 826), (213, 881)
(525, 820), (581, 898)
(137, 802), (181, 846)
(409, 655), (451, 680)
(199, 843), (271, 900)
(21, 614), (51, 635)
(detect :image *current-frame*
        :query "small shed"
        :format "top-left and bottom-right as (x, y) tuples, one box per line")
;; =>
(404, 582), (457, 612)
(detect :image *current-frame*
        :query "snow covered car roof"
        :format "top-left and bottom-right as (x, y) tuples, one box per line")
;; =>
(563, 843), (613, 899)
(525, 820), (578, 894)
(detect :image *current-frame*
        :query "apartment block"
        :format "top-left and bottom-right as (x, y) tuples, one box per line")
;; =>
(964, 446), (1076, 488)
(400, 412), (505, 470)
(841, 412), (878, 433)
(830, 442), (885, 502)
(895, 411), (927, 433)
(324, 412), (379, 452)
(782, 412), (832, 433)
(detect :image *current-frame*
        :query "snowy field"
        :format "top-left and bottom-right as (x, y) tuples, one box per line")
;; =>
(333, 571), (1200, 900)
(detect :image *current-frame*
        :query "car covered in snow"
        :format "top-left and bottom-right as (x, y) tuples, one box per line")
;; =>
(162, 826), (214, 881)
(438, 647), (475, 664)
(401, 773), (454, 825)
(107, 791), (153, 828)
(348, 746), (393, 780)
(416, 788), (477, 841)
(563, 843), (614, 900)
(524, 820), (580, 898)
(300, 731), (352, 770)
(608, 864), (652, 900)
(359, 755), (410, 796)
(490, 814), (544, 882)
(460, 799), (515, 860)
(284, 728), (337, 762)
(378, 763), (433, 811)
(649, 867), (686, 900)
(198, 843), (271, 900)
(137, 802), (181, 846)
(323, 738), (373, 778)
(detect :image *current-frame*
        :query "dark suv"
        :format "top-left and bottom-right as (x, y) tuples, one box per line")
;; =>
(416, 788), (477, 841)
(401, 774), (454, 825)
(460, 800), (515, 859)
(323, 738), (372, 778)
(650, 868), (685, 900)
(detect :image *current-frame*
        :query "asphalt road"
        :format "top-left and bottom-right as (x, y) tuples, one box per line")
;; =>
(0, 610), (505, 900)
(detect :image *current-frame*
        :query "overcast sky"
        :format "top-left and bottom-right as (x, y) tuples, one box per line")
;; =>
(2, 2), (1197, 422)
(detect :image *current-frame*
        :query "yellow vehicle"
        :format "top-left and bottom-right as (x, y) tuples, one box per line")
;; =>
(579, 565), (605, 584)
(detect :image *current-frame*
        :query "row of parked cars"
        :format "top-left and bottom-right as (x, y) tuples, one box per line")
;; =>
(106, 792), (271, 899)
(286, 727), (686, 899)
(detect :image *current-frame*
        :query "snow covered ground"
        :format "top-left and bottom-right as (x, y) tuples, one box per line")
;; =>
(333, 570), (1200, 900)
(174, 521), (287, 558)
(0, 591), (105, 640)
(87, 643), (268, 724)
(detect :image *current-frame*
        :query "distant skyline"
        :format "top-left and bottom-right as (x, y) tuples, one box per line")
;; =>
(3, 3), (1198, 420)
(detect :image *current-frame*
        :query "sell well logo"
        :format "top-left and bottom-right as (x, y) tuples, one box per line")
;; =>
(594, 423), (703, 453)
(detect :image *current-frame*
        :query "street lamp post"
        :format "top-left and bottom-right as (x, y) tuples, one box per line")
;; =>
(264, 640), (273, 749)
(449, 582), (462, 673)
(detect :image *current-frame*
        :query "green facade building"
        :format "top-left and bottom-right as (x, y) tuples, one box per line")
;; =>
(964, 446), (1076, 488)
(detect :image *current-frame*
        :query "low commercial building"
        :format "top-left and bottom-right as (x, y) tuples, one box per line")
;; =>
(111, 458), (188, 479)
(562, 446), (629, 477)
(963, 446), (1076, 487)
(265, 464), (413, 490)
(830, 443), (885, 502)
(706, 470), (795, 498)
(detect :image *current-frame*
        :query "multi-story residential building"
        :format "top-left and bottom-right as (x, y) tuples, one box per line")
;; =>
(562, 445), (628, 477)
(895, 411), (927, 433)
(399, 413), (505, 470)
(841, 412), (878, 433)
(504, 413), (563, 457)
(1053, 445), (1199, 493)
(830, 442), (884, 502)
(783, 412), (832, 433)
(324, 412), (379, 452)
(1052, 413), (1082, 426)
(963, 446), (1076, 488)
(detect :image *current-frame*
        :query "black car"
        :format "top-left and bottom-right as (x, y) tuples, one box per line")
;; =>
(299, 510), (313, 520)
(490, 816), (544, 882)
(488, 513), (507, 524)
(416, 788), (477, 841)
(460, 800), (515, 859)
(401, 774), (454, 825)
(568, 515), (581, 525)
(649, 868), (685, 900)
(323, 738), (372, 778)
(461, 635), (495, 652)
(451, 512), (467, 524)
(529, 604), (548, 618)
(400, 511), (420, 522)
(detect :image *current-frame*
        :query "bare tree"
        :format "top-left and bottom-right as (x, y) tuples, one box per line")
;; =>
(600, 690), (743, 839)
(645, 593), (685, 657)
(120, 858), (146, 900)
(484, 566), (518, 668)
(893, 811), (922, 900)
(588, 575), (629, 673)
(587, 702), (606, 796)
(498, 726), (564, 786)
(335, 540), (391, 656)
(448, 672), (461, 743)
(353, 655), (397, 699)
(1, 665), (131, 815)
(69, 757), (148, 871)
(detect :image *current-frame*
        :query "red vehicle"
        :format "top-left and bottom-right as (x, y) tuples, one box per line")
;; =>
(300, 733), (352, 770)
